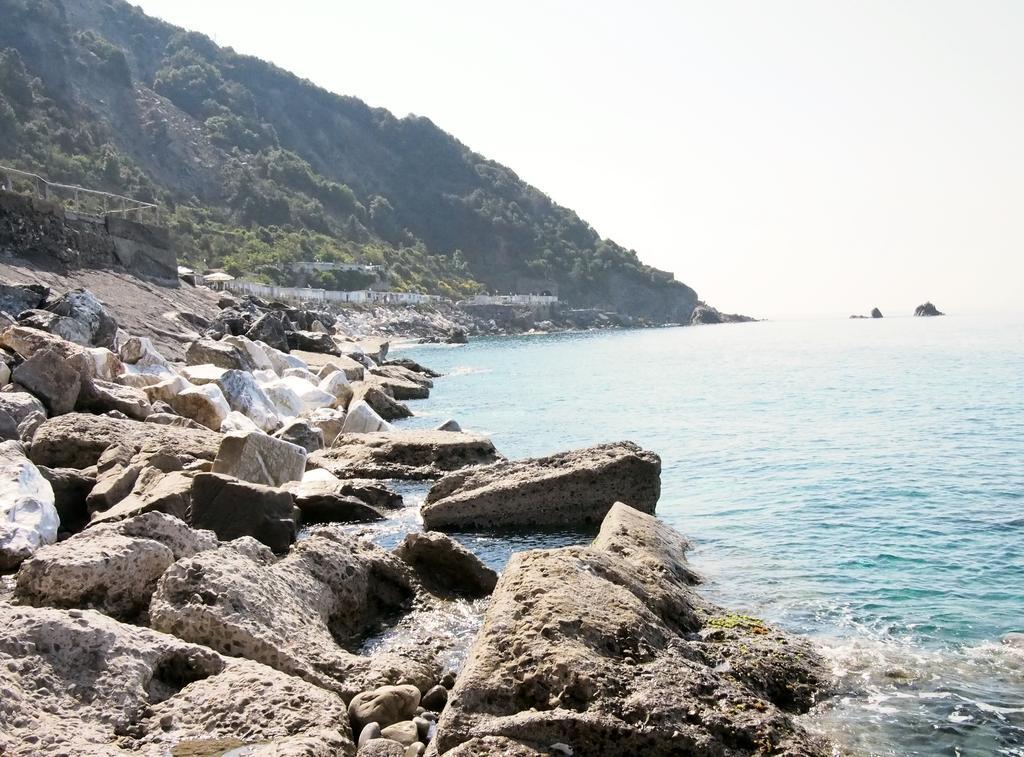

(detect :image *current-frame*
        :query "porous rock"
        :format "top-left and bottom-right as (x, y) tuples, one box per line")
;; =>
(312, 431), (499, 480)
(431, 503), (831, 756)
(395, 532), (497, 599)
(150, 528), (419, 697)
(349, 685), (422, 731)
(422, 441), (660, 531)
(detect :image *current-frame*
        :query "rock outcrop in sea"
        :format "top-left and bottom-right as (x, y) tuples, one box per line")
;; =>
(0, 278), (831, 755)
(914, 301), (945, 316)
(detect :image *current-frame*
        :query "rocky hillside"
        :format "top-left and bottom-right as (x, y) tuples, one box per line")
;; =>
(0, 0), (700, 322)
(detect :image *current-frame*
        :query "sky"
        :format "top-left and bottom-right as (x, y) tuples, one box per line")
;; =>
(130, 0), (1024, 318)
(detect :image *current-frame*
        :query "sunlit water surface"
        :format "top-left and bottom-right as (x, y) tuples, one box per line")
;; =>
(377, 315), (1024, 756)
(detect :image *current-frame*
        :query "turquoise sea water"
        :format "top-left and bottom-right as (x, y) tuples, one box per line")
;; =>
(396, 315), (1024, 756)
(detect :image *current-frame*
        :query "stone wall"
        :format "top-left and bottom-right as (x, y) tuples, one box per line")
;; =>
(0, 191), (177, 281)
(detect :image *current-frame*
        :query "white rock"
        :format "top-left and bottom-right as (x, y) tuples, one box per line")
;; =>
(284, 367), (321, 384)
(318, 370), (352, 408)
(252, 369), (279, 384)
(262, 380), (305, 419)
(280, 376), (336, 415)
(221, 410), (261, 434)
(256, 341), (307, 375)
(117, 370), (163, 389)
(180, 364), (228, 385)
(307, 407), (347, 447)
(86, 348), (123, 382)
(0, 441), (58, 569)
(341, 400), (394, 434)
(169, 384), (231, 431)
(223, 335), (275, 372)
(0, 361), (9, 386)
(142, 374), (191, 405)
(119, 336), (174, 377)
(215, 370), (282, 433)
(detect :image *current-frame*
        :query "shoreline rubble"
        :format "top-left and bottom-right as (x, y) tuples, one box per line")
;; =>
(0, 279), (831, 755)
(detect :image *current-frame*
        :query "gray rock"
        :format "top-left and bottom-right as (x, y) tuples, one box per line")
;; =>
(190, 472), (299, 552)
(17, 308), (92, 345)
(12, 347), (82, 415)
(150, 528), (420, 698)
(43, 288), (118, 348)
(0, 282), (46, 315)
(145, 412), (208, 430)
(311, 430), (500, 481)
(349, 685), (421, 732)
(914, 301), (944, 316)
(0, 391), (47, 442)
(244, 311), (291, 353)
(436, 419), (462, 433)
(431, 503), (831, 756)
(275, 418), (325, 453)
(77, 378), (153, 420)
(420, 684), (448, 713)
(0, 324), (84, 361)
(352, 383), (413, 421)
(37, 465), (94, 533)
(14, 511), (217, 621)
(211, 431), (307, 487)
(0, 604), (355, 755)
(380, 720), (418, 746)
(871, 307), (883, 318)
(284, 477), (385, 525)
(358, 722), (382, 747)
(422, 442), (660, 531)
(395, 532), (497, 598)
(28, 413), (221, 469)
(89, 469), (194, 525)
(288, 329), (341, 355)
(185, 339), (257, 371)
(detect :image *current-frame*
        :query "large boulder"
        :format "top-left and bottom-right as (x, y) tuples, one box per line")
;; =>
(190, 472), (299, 552)
(44, 288), (118, 348)
(221, 334), (276, 372)
(89, 468), (194, 526)
(284, 475), (385, 524)
(0, 282), (46, 315)
(275, 418), (325, 453)
(421, 442), (660, 531)
(342, 400), (395, 434)
(432, 504), (832, 755)
(395, 531), (498, 598)
(288, 329), (341, 355)
(320, 369), (354, 408)
(0, 441), (58, 570)
(0, 324), (84, 360)
(0, 392), (47, 443)
(150, 528), (421, 698)
(29, 413), (221, 469)
(77, 378), (153, 421)
(12, 347), (82, 415)
(353, 384), (413, 421)
(211, 431), (307, 487)
(245, 311), (291, 353)
(349, 685), (421, 732)
(307, 406), (348, 447)
(369, 367), (431, 401)
(185, 339), (257, 371)
(0, 604), (355, 755)
(310, 431), (500, 480)
(14, 512), (217, 621)
(214, 369), (282, 433)
(168, 383), (231, 431)
(17, 308), (92, 345)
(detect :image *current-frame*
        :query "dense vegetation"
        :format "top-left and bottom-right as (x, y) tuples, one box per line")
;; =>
(0, 0), (699, 319)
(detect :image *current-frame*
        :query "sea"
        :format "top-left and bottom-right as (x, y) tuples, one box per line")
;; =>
(380, 313), (1023, 756)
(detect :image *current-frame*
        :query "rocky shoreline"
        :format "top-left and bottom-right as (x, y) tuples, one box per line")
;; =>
(0, 281), (830, 756)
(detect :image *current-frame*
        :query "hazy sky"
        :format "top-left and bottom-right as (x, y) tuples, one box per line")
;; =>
(131, 0), (1023, 317)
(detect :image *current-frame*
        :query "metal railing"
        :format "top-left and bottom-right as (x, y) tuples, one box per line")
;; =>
(0, 165), (161, 224)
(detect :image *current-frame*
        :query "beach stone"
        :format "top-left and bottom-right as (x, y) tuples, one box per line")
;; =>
(288, 329), (341, 355)
(0, 441), (58, 569)
(145, 413), (208, 431)
(436, 419), (462, 433)
(358, 740), (405, 757)
(431, 503), (831, 755)
(220, 409), (261, 434)
(261, 377), (306, 418)
(353, 383), (413, 421)
(307, 406), (347, 446)
(150, 528), (418, 697)
(14, 511), (217, 620)
(169, 383), (231, 431)
(211, 431), (307, 487)
(12, 347), (82, 415)
(190, 472), (299, 551)
(421, 685), (447, 712)
(38, 465), (94, 533)
(0, 391), (47, 442)
(222, 334), (276, 372)
(341, 399), (395, 434)
(29, 413), (221, 469)
(0, 604), (354, 755)
(312, 430), (499, 480)
(275, 418), (324, 453)
(178, 364), (227, 386)
(349, 685), (421, 731)
(320, 369), (354, 408)
(0, 324), (84, 360)
(245, 311), (291, 353)
(77, 378), (152, 420)
(89, 469), (194, 525)
(214, 369), (282, 433)
(185, 339), (257, 371)
(395, 531), (498, 598)
(43, 288), (118, 348)
(358, 722), (382, 747)
(422, 441), (660, 531)
(284, 476), (384, 525)
(380, 721), (418, 746)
